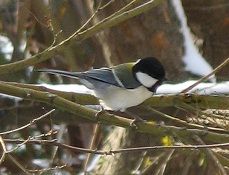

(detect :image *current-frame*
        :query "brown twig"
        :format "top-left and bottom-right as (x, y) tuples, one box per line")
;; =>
(0, 109), (55, 135)
(7, 154), (31, 175)
(4, 138), (229, 155)
(28, 164), (67, 173)
(193, 135), (227, 175)
(83, 123), (100, 172)
(0, 136), (6, 164)
(0, 0), (163, 75)
(180, 57), (229, 94)
(146, 107), (228, 134)
(0, 82), (229, 143)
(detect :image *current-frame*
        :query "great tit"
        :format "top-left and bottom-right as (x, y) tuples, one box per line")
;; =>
(37, 57), (165, 112)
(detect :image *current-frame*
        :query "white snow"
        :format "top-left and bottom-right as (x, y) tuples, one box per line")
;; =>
(156, 81), (229, 95)
(1, 82), (228, 103)
(41, 84), (93, 94)
(171, 0), (216, 82)
(41, 82), (229, 95)
(32, 159), (50, 168)
(0, 35), (13, 60)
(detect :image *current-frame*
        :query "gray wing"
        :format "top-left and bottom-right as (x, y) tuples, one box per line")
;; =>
(37, 68), (126, 89)
(112, 63), (142, 89)
(81, 68), (123, 88)
(85, 66), (142, 89)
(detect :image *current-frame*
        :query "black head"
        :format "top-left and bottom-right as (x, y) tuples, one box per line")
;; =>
(132, 57), (165, 92)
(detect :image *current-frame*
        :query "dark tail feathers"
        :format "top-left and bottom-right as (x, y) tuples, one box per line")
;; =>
(35, 69), (82, 79)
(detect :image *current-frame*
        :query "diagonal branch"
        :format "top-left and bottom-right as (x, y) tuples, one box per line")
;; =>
(180, 57), (229, 93)
(4, 81), (229, 109)
(0, 81), (229, 143)
(0, 109), (55, 135)
(0, 0), (163, 75)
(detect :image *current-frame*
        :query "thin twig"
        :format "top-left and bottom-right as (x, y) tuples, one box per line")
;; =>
(7, 154), (31, 175)
(0, 0), (163, 74)
(99, 0), (116, 10)
(83, 123), (100, 172)
(50, 124), (66, 165)
(28, 164), (67, 173)
(72, 0), (103, 37)
(176, 102), (229, 121)
(194, 135), (227, 175)
(180, 58), (229, 93)
(147, 106), (228, 134)
(153, 149), (175, 175)
(6, 137), (31, 153)
(4, 138), (229, 155)
(0, 136), (6, 164)
(0, 82), (229, 143)
(0, 109), (55, 135)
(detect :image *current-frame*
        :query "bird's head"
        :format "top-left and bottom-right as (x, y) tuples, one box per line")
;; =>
(132, 57), (166, 92)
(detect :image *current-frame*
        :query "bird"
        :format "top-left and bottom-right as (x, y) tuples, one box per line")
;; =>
(36, 57), (165, 112)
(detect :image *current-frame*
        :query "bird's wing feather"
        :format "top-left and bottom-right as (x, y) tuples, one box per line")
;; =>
(82, 68), (122, 87)
(36, 65), (140, 89)
(112, 63), (141, 89)
(36, 68), (123, 88)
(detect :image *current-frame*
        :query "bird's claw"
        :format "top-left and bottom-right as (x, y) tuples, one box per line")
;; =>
(130, 118), (146, 128)
(95, 106), (106, 121)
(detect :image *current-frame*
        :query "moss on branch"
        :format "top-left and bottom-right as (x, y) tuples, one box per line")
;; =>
(0, 81), (229, 144)
(5, 82), (229, 109)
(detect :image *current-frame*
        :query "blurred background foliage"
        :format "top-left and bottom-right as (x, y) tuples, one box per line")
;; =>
(0, 0), (228, 174)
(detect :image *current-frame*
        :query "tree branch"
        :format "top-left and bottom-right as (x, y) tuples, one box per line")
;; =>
(0, 0), (163, 75)
(3, 138), (229, 155)
(0, 109), (55, 135)
(181, 57), (229, 93)
(4, 81), (229, 109)
(0, 81), (229, 143)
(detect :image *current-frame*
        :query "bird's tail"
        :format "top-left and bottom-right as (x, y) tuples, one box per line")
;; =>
(35, 69), (82, 79)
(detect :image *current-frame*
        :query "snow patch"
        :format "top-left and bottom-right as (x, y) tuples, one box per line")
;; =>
(41, 82), (229, 95)
(0, 35), (13, 60)
(41, 84), (93, 94)
(157, 81), (229, 94)
(171, 0), (216, 82)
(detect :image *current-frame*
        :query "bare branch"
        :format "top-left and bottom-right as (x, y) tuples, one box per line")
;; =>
(194, 135), (227, 175)
(0, 136), (6, 164)
(147, 107), (228, 134)
(0, 109), (55, 135)
(181, 57), (229, 93)
(0, 0), (164, 75)
(7, 154), (31, 175)
(3, 138), (229, 155)
(0, 81), (229, 143)
(4, 82), (229, 109)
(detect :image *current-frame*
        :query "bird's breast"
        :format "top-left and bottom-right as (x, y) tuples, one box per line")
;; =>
(93, 85), (153, 111)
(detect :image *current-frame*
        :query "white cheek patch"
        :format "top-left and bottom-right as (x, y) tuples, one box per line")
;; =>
(135, 72), (158, 88)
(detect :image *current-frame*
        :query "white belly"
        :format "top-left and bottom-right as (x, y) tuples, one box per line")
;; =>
(93, 86), (153, 111)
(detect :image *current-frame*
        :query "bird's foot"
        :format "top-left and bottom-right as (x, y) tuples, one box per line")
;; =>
(125, 110), (146, 128)
(95, 106), (113, 122)
(95, 106), (105, 121)
(130, 117), (146, 128)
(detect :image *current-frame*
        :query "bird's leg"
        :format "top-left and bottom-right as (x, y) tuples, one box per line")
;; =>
(95, 105), (106, 121)
(95, 106), (114, 121)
